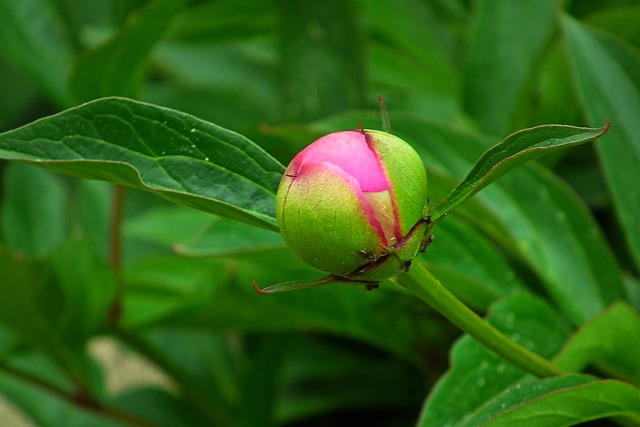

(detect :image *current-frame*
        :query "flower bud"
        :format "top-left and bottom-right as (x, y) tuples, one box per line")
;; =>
(276, 130), (429, 282)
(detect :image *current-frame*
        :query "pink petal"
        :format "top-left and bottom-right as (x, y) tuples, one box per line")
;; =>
(292, 131), (390, 192)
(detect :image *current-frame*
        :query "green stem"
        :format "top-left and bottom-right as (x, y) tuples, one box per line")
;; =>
(395, 262), (565, 378)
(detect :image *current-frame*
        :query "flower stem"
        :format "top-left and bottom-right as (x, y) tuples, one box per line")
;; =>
(395, 262), (565, 378)
(108, 184), (126, 325)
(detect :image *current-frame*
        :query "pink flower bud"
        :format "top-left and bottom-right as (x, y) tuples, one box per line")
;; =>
(276, 130), (429, 281)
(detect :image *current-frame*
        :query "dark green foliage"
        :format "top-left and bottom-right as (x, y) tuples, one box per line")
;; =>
(0, 1), (639, 426)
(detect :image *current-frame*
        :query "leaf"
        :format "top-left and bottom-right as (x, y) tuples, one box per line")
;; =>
(0, 0), (74, 106)
(356, 0), (459, 96)
(0, 249), (95, 386)
(112, 387), (210, 427)
(463, 0), (557, 135)
(555, 302), (640, 385)
(47, 240), (116, 346)
(0, 352), (121, 427)
(168, 0), (275, 42)
(586, 4), (640, 48)
(124, 328), (252, 426)
(69, 0), (187, 102)
(123, 205), (285, 256)
(424, 219), (526, 300)
(0, 58), (39, 130)
(417, 293), (571, 426)
(1, 163), (68, 259)
(431, 121), (610, 223)
(471, 378), (640, 427)
(0, 97), (285, 231)
(562, 15), (640, 270)
(147, 39), (282, 132)
(462, 375), (595, 426)
(276, 0), (365, 121)
(124, 246), (446, 368)
(276, 335), (425, 424)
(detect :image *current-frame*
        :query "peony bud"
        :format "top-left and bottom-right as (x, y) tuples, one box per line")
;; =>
(276, 129), (429, 282)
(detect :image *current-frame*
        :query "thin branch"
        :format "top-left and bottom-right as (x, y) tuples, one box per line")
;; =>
(108, 184), (126, 325)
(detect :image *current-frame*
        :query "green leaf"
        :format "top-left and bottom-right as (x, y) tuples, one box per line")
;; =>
(463, 0), (557, 135)
(471, 377), (640, 426)
(0, 0), (74, 106)
(0, 57), (39, 130)
(143, 46), (281, 135)
(122, 204), (285, 256)
(562, 15), (640, 270)
(173, 217), (285, 257)
(0, 97), (285, 231)
(418, 293), (571, 426)
(0, 249), (94, 384)
(112, 387), (210, 427)
(431, 122), (610, 223)
(586, 4), (640, 48)
(276, 335), (424, 424)
(422, 218), (525, 310)
(0, 353), (121, 427)
(47, 240), (116, 346)
(126, 246), (444, 368)
(1, 163), (68, 259)
(357, 0), (459, 99)
(276, 0), (365, 121)
(125, 328), (249, 426)
(462, 374), (595, 426)
(69, 0), (187, 102)
(168, 0), (275, 42)
(123, 256), (232, 327)
(555, 302), (640, 385)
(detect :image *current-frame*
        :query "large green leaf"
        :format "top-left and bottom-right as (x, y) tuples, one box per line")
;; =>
(357, 0), (459, 95)
(0, 97), (285, 231)
(418, 293), (571, 426)
(0, 250), (95, 388)
(0, 164), (68, 259)
(0, 353), (121, 427)
(146, 40), (282, 133)
(555, 302), (640, 385)
(112, 387), (210, 427)
(275, 335), (425, 424)
(463, 0), (557, 135)
(562, 15), (640, 270)
(431, 122), (610, 222)
(277, 0), (365, 121)
(464, 375), (640, 426)
(0, 0), (74, 106)
(69, 0), (187, 102)
(168, 0), (275, 42)
(423, 219), (526, 309)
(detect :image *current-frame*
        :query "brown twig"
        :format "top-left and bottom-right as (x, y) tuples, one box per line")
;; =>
(107, 184), (126, 325)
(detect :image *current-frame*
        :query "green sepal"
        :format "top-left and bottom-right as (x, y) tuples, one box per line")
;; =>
(350, 218), (431, 282)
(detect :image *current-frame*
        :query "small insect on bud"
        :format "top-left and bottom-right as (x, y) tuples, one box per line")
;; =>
(276, 129), (430, 283)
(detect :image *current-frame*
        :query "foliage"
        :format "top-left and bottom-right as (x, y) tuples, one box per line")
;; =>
(0, 0), (639, 426)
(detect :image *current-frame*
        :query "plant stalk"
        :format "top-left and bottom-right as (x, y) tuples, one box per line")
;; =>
(108, 184), (126, 325)
(395, 261), (565, 378)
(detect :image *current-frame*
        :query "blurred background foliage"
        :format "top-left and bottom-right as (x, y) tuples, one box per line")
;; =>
(0, 0), (639, 426)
